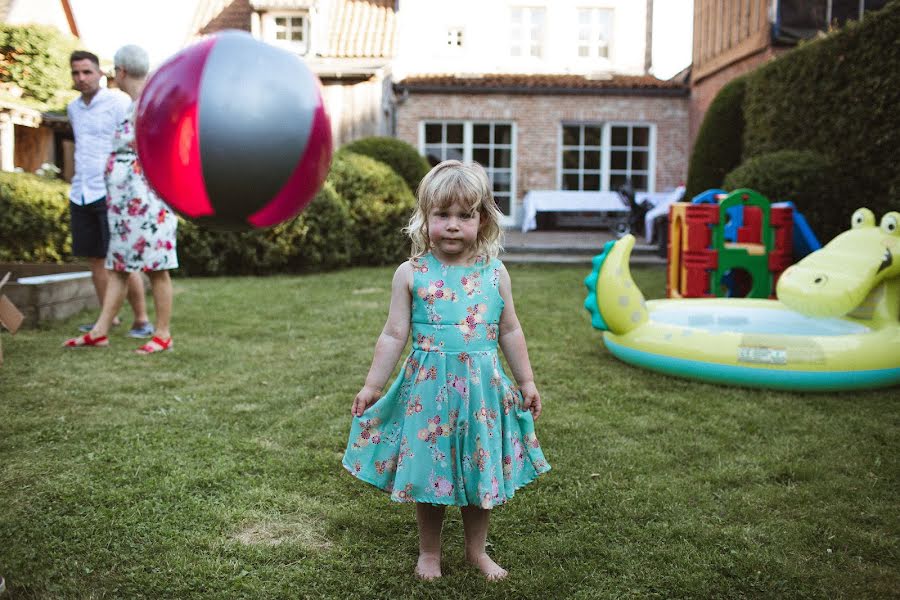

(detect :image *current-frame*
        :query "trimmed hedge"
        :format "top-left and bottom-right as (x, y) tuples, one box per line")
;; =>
(0, 172), (70, 261)
(739, 2), (899, 234)
(175, 182), (353, 276)
(723, 150), (849, 242)
(326, 152), (415, 266)
(685, 77), (746, 201)
(0, 178), (355, 275)
(339, 136), (430, 193)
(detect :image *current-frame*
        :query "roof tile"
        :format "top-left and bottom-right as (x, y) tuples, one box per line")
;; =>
(396, 73), (686, 92)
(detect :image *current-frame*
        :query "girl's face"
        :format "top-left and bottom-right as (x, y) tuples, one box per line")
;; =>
(427, 199), (481, 264)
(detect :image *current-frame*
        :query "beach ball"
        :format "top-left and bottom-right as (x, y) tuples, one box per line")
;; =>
(135, 30), (332, 231)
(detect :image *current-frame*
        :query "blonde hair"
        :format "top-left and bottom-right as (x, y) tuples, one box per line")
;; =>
(405, 160), (504, 261)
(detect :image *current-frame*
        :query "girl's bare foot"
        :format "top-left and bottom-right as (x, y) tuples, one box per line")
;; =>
(465, 551), (508, 580)
(415, 552), (442, 580)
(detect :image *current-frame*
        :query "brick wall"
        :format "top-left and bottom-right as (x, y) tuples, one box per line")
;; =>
(688, 47), (787, 148)
(396, 92), (689, 221)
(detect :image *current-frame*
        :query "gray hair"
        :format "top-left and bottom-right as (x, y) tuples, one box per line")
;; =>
(113, 45), (149, 78)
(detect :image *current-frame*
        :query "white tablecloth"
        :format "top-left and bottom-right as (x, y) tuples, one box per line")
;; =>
(642, 186), (685, 242)
(521, 186), (686, 239)
(521, 190), (625, 233)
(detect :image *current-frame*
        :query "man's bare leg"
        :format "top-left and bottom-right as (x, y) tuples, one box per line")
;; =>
(126, 271), (150, 327)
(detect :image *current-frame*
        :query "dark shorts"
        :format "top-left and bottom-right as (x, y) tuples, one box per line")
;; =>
(70, 199), (110, 258)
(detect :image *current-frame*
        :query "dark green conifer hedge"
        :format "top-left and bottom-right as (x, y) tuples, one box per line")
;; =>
(685, 77), (746, 201)
(688, 1), (899, 241)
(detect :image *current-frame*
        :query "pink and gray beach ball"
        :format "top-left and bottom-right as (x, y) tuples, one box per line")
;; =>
(135, 30), (332, 231)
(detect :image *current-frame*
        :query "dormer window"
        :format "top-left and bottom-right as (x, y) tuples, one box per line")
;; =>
(263, 12), (310, 54)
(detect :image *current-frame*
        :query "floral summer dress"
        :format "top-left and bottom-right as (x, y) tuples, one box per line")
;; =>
(104, 103), (178, 273)
(343, 253), (550, 508)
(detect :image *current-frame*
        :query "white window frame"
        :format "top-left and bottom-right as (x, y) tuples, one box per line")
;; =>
(576, 7), (613, 60)
(419, 121), (518, 227)
(557, 122), (656, 193)
(510, 6), (546, 59)
(263, 11), (310, 55)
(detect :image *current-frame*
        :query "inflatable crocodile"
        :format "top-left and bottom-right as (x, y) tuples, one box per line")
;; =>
(583, 209), (900, 391)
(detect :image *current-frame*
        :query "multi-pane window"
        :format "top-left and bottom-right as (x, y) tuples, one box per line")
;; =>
(560, 123), (654, 192)
(270, 14), (309, 54)
(422, 121), (516, 218)
(609, 124), (651, 192)
(510, 7), (545, 58)
(447, 27), (464, 48)
(423, 123), (464, 164)
(577, 8), (612, 59)
(561, 125), (603, 191)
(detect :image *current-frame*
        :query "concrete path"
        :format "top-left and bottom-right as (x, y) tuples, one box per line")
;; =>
(501, 229), (666, 265)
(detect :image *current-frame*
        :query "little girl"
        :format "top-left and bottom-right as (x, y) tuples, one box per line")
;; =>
(342, 160), (550, 580)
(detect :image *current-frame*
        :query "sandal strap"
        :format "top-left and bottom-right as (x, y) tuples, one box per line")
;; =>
(149, 336), (172, 349)
(136, 336), (172, 354)
(64, 333), (109, 347)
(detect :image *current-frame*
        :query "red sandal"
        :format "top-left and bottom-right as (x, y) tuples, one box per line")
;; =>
(135, 336), (173, 355)
(63, 333), (109, 348)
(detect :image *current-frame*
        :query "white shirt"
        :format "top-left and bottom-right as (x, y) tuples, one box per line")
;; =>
(67, 88), (131, 205)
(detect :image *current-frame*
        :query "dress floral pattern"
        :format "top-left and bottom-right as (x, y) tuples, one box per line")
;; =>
(343, 253), (550, 508)
(104, 103), (177, 273)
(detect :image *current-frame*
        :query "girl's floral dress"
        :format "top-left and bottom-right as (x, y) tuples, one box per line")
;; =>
(343, 253), (550, 508)
(104, 103), (177, 273)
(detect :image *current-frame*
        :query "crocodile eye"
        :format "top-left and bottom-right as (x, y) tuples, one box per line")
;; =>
(881, 212), (899, 236)
(851, 208), (875, 229)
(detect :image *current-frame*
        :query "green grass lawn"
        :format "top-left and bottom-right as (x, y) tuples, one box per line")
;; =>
(1, 264), (897, 599)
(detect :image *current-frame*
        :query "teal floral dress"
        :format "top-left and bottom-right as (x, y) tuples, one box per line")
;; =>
(343, 253), (550, 508)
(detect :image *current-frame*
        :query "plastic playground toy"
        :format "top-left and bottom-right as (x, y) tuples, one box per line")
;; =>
(583, 208), (900, 391)
(668, 189), (822, 299)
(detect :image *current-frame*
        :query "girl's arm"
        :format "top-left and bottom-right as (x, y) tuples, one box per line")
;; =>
(497, 263), (542, 419)
(351, 262), (413, 416)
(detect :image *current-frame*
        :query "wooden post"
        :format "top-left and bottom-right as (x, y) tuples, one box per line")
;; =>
(0, 113), (14, 172)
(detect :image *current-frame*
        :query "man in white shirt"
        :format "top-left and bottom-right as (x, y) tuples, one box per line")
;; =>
(68, 50), (152, 337)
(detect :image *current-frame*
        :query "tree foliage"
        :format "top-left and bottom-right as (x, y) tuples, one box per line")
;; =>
(0, 24), (80, 109)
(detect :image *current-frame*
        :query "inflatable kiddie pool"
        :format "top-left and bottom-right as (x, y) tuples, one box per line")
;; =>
(583, 209), (900, 391)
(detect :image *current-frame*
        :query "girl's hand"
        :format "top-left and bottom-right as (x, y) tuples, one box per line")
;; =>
(519, 381), (542, 420)
(351, 385), (382, 417)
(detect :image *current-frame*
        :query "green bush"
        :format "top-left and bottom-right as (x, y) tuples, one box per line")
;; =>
(741, 2), (899, 228)
(0, 172), (71, 261)
(176, 182), (353, 276)
(338, 136), (430, 193)
(723, 150), (851, 242)
(326, 152), (415, 266)
(685, 77), (746, 201)
(0, 24), (80, 110)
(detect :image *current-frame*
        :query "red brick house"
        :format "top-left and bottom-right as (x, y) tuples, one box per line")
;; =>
(392, 1), (688, 228)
